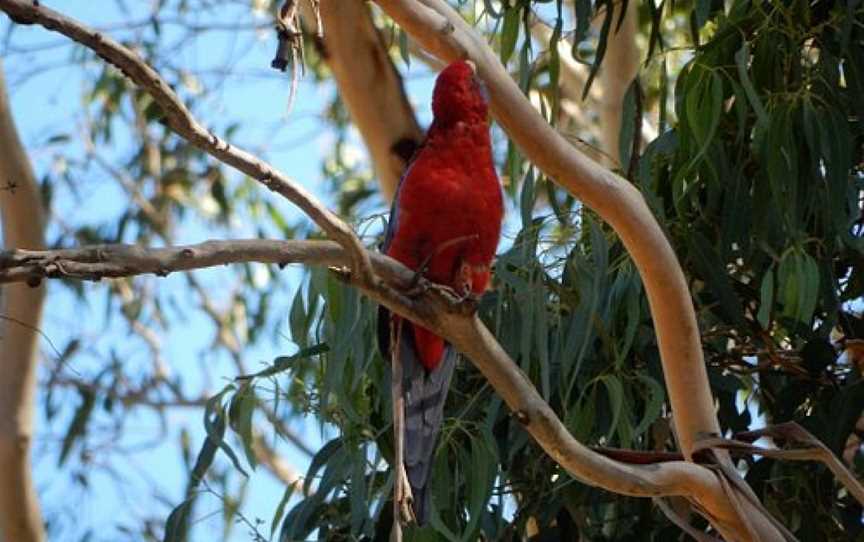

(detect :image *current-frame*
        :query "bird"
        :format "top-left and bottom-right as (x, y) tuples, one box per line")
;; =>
(377, 59), (504, 524)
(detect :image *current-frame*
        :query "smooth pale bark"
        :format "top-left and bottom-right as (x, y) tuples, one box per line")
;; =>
(597, 0), (640, 164)
(0, 59), (46, 542)
(318, 0), (423, 200)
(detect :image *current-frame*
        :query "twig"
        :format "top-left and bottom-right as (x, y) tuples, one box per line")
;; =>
(697, 423), (864, 507)
(390, 317), (405, 541)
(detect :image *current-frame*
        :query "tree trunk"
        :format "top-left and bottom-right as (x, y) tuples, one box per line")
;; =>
(0, 59), (47, 542)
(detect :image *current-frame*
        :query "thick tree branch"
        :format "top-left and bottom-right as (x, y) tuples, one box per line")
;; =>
(0, 0), (374, 285)
(0, 58), (46, 542)
(316, 0), (424, 200)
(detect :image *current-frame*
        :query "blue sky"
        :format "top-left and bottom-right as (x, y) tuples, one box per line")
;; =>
(2, 3), (443, 540)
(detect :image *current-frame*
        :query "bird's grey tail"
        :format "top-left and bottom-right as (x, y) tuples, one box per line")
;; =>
(400, 325), (456, 525)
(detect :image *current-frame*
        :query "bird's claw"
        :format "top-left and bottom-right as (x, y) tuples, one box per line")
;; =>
(428, 284), (482, 315)
(457, 292), (482, 315)
(395, 464), (416, 525)
(404, 271), (430, 298)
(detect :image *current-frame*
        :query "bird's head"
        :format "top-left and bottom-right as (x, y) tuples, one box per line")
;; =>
(431, 60), (489, 125)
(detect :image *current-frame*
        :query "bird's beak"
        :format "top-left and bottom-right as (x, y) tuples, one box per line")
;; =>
(465, 59), (477, 73)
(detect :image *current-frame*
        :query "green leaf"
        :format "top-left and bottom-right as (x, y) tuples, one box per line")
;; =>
(500, 7), (520, 65)
(615, 272), (641, 367)
(58, 385), (95, 467)
(505, 140), (522, 198)
(582, 0), (614, 100)
(517, 31), (532, 92)
(270, 483), (296, 539)
(778, 251), (800, 323)
(734, 43), (767, 125)
(633, 375), (665, 436)
(229, 383), (258, 470)
(547, 8), (562, 122)
(798, 252), (820, 327)
(189, 426), (219, 486)
(777, 250), (819, 327)
(349, 444), (368, 534)
(757, 267), (774, 328)
(572, 0), (591, 44)
(398, 28), (411, 67)
(162, 498), (194, 542)
(519, 167), (535, 230)
(45, 133), (71, 144)
(646, 0), (665, 69)
(463, 435), (496, 540)
(618, 78), (639, 174)
(289, 284), (308, 348)
(303, 437), (342, 496)
(202, 385), (248, 477)
(535, 283), (550, 400)
(685, 68), (723, 166)
(601, 375), (625, 442)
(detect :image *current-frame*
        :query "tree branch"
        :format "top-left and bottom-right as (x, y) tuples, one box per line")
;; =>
(0, 240), (412, 287)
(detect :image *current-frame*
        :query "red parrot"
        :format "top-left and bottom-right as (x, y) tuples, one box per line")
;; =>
(377, 60), (504, 523)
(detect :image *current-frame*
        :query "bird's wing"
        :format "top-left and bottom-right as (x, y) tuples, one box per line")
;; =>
(377, 140), (425, 359)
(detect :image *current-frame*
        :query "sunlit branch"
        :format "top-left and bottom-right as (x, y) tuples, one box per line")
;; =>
(0, 240), (410, 287)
